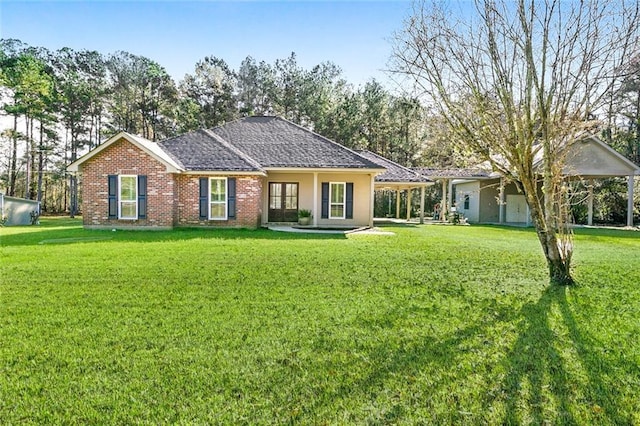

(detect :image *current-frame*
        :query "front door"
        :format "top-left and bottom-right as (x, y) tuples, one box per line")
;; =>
(268, 182), (299, 222)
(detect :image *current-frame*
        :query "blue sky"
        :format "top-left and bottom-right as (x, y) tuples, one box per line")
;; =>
(0, 1), (414, 88)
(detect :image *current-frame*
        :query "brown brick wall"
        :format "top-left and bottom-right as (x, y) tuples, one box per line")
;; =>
(80, 138), (176, 228)
(79, 137), (264, 229)
(175, 175), (263, 228)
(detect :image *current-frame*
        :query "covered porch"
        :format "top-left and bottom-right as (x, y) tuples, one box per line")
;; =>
(417, 136), (640, 227)
(261, 169), (380, 228)
(414, 168), (494, 221)
(356, 151), (433, 224)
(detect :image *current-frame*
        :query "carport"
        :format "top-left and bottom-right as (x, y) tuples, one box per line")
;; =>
(356, 151), (433, 223)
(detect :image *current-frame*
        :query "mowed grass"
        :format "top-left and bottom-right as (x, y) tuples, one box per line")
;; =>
(1, 218), (639, 424)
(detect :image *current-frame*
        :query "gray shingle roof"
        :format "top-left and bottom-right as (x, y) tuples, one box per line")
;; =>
(414, 167), (493, 179)
(159, 130), (263, 172)
(209, 116), (384, 169)
(357, 151), (431, 183)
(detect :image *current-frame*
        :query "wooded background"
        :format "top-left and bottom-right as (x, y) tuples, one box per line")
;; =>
(1, 38), (638, 223)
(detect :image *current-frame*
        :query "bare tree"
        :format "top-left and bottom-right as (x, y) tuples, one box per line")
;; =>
(393, 0), (639, 284)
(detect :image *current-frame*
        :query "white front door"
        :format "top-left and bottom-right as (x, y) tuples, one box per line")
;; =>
(506, 194), (528, 223)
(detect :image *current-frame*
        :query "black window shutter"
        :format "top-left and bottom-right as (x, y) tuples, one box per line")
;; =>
(346, 182), (354, 219)
(108, 175), (117, 219)
(227, 177), (236, 219)
(199, 177), (208, 220)
(137, 175), (147, 219)
(321, 182), (329, 219)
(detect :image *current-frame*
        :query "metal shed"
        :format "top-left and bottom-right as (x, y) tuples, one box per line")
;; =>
(0, 195), (40, 226)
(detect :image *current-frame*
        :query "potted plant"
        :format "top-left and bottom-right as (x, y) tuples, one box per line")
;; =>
(298, 209), (312, 225)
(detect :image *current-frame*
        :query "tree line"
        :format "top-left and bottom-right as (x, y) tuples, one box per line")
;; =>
(0, 39), (433, 214)
(1, 35), (639, 224)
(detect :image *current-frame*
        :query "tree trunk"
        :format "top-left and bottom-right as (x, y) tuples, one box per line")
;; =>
(69, 175), (77, 218)
(37, 123), (44, 206)
(29, 117), (36, 199)
(8, 114), (18, 196)
(24, 116), (31, 199)
(527, 187), (575, 286)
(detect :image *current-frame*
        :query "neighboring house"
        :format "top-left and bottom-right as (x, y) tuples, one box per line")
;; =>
(67, 116), (386, 229)
(418, 135), (640, 226)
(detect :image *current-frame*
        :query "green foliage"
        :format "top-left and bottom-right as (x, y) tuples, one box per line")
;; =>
(179, 56), (238, 129)
(2, 218), (639, 424)
(1, 39), (432, 214)
(297, 208), (312, 218)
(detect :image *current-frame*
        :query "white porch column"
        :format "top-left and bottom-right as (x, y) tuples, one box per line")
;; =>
(419, 185), (425, 224)
(448, 179), (454, 211)
(369, 174), (375, 227)
(406, 188), (412, 221)
(313, 172), (318, 226)
(587, 180), (594, 226)
(499, 178), (505, 224)
(396, 188), (401, 219)
(628, 175), (635, 227)
(441, 180), (448, 219)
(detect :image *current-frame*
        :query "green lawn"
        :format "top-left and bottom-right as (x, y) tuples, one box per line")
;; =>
(1, 218), (639, 424)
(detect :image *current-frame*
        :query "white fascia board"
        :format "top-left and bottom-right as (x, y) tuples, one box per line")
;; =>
(264, 167), (386, 174)
(181, 170), (267, 176)
(374, 181), (433, 187)
(67, 132), (183, 173)
(584, 135), (640, 175)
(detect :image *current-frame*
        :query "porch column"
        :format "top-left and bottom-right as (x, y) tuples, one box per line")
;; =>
(441, 180), (448, 220)
(628, 175), (635, 227)
(406, 188), (412, 221)
(587, 180), (594, 226)
(499, 178), (505, 224)
(396, 188), (401, 219)
(313, 172), (318, 226)
(369, 174), (375, 227)
(419, 185), (425, 224)
(448, 179), (454, 211)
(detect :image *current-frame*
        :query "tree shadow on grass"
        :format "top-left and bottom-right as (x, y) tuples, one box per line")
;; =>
(286, 297), (520, 422)
(499, 285), (627, 424)
(291, 285), (632, 424)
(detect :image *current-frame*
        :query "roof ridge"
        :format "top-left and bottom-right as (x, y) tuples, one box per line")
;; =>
(272, 116), (385, 170)
(202, 128), (266, 172)
(156, 134), (187, 170)
(358, 150), (425, 178)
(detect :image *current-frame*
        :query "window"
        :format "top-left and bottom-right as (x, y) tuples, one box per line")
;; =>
(285, 183), (298, 210)
(209, 177), (227, 220)
(199, 177), (235, 221)
(321, 182), (353, 220)
(329, 182), (346, 219)
(108, 175), (146, 220)
(463, 194), (470, 210)
(119, 175), (138, 219)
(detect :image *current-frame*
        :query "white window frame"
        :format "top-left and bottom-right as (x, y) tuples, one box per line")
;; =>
(118, 175), (138, 220)
(329, 182), (346, 219)
(209, 177), (228, 220)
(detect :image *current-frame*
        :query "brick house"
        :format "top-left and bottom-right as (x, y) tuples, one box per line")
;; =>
(68, 116), (389, 229)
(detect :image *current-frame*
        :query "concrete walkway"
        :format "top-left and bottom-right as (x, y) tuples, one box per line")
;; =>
(268, 225), (395, 236)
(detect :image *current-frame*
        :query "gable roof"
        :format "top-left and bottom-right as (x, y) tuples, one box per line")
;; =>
(356, 150), (431, 184)
(67, 131), (183, 173)
(540, 134), (640, 177)
(209, 116), (384, 170)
